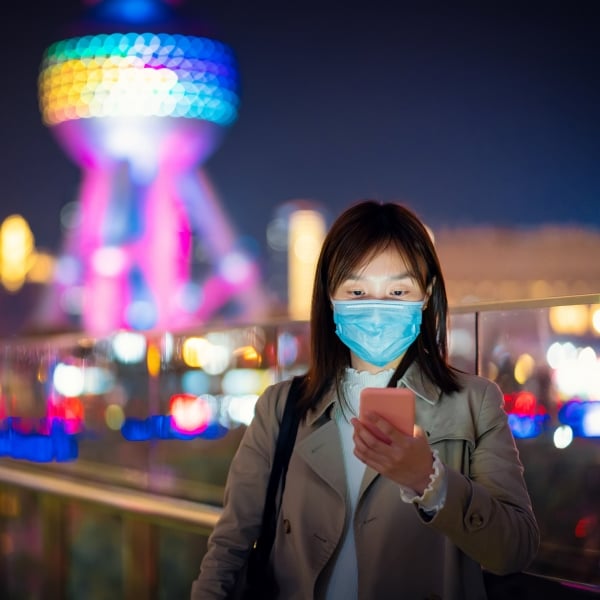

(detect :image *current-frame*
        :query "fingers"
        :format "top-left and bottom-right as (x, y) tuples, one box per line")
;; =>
(353, 415), (393, 445)
(351, 418), (390, 454)
(351, 417), (435, 490)
(351, 417), (405, 474)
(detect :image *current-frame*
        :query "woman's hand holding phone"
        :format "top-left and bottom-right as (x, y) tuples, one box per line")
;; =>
(352, 387), (434, 494)
(358, 387), (415, 441)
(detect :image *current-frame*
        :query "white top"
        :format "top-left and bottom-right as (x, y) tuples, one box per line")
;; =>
(325, 368), (447, 600)
(325, 367), (391, 600)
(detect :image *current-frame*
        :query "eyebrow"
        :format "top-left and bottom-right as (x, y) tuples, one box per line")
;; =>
(345, 271), (417, 281)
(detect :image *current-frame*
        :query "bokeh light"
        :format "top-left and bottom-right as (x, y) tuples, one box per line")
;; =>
(553, 425), (573, 449)
(112, 331), (147, 363)
(39, 33), (239, 126)
(549, 305), (589, 336)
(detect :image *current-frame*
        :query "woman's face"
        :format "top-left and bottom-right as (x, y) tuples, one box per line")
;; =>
(332, 246), (426, 303)
(331, 246), (429, 373)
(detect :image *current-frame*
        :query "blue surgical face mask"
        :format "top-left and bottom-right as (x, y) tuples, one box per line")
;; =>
(331, 299), (424, 367)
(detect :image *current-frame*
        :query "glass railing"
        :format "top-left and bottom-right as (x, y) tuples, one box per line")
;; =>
(0, 295), (598, 597)
(451, 295), (600, 590)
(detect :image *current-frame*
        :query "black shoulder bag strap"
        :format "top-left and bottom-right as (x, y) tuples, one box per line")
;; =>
(244, 375), (304, 595)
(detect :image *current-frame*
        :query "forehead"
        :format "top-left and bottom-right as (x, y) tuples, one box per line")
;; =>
(351, 247), (413, 278)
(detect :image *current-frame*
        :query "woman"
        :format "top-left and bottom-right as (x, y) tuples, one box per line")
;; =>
(191, 200), (539, 599)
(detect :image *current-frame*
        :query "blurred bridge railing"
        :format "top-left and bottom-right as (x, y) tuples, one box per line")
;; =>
(0, 295), (599, 598)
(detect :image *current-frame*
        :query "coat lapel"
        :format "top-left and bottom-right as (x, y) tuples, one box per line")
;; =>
(358, 466), (379, 499)
(295, 420), (347, 501)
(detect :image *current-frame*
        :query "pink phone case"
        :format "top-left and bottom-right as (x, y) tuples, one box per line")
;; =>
(359, 387), (415, 438)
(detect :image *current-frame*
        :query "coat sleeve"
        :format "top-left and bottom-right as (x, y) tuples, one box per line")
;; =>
(425, 379), (540, 575)
(190, 381), (290, 599)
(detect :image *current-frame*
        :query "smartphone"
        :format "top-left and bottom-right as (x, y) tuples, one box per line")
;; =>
(359, 387), (415, 441)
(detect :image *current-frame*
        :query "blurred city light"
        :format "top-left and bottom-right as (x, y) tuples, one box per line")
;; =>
(181, 369), (211, 395)
(26, 251), (55, 284)
(592, 305), (600, 335)
(549, 305), (590, 336)
(39, 33), (239, 126)
(111, 331), (147, 363)
(288, 209), (326, 320)
(182, 335), (230, 374)
(226, 395), (259, 426)
(559, 400), (600, 438)
(222, 368), (266, 396)
(105, 404), (125, 431)
(52, 363), (114, 396)
(53, 364), (85, 396)
(504, 391), (549, 439)
(514, 353), (535, 385)
(146, 343), (161, 377)
(553, 425), (574, 449)
(0, 215), (54, 292)
(551, 344), (600, 399)
(0, 418), (78, 462)
(169, 393), (211, 434)
(582, 402), (600, 437)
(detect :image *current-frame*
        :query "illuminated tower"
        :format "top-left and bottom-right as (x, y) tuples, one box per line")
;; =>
(37, 0), (264, 334)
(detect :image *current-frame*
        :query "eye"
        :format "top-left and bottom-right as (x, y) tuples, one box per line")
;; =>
(350, 290), (365, 297)
(390, 290), (407, 297)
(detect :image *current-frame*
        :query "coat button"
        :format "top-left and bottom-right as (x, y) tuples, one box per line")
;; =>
(469, 513), (484, 528)
(283, 518), (291, 534)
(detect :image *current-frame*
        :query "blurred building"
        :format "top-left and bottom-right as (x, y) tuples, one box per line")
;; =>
(265, 200), (328, 319)
(434, 226), (600, 305)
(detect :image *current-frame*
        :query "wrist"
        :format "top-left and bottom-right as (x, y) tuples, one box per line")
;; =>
(414, 453), (435, 495)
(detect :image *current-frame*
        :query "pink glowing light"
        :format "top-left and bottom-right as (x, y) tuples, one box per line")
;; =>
(169, 393), (211, 434)
(35, 13), (266, 334)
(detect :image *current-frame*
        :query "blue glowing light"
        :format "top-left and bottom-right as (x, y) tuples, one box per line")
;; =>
(121, 415), (227, 441)
(559, 400), (600, 438)
(0, 418), (79, 462)
(507, 414), (549, 439)
(96, 0), (167, 23)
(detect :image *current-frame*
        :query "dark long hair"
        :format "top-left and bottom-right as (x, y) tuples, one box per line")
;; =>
(297, 200), (461, 416)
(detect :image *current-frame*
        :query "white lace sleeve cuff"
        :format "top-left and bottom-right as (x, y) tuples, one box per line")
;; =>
(398, 449), (447, 513)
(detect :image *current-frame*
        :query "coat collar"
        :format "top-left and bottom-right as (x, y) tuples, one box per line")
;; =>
(306, 387), (336, 427)
(304, 360), (442, 426)
(400, 360), (443, 406)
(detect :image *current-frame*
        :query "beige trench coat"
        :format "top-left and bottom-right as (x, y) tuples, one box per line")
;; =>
(191, 363), (539, 599)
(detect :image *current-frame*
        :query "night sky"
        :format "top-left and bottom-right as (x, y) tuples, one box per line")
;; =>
(2, 0), (599, 259)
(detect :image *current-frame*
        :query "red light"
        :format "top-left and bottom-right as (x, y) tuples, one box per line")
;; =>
(574, 515), (597, 539)
(169, 393), (211, 434)
(46, 397), (84, 434)
(504, 391), (547, 418)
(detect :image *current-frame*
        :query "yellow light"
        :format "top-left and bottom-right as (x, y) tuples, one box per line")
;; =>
(0, 215), (35, 292)
(549, 305), (589, 336)
(105, 404), (125, 431)
(147, 343), (161, 378)
(288, 209), (326, 321)
(182, 337), (209, 368)
(591, 305), (600, 336)
(528, 279), (553, 299)
(514, 353), (535, 385)
(26, 252), (55, 284)
(233, 345), (260, 366)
